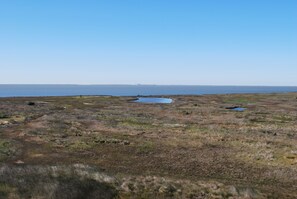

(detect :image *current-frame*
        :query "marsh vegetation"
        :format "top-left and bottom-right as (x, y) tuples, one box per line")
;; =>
(0, 93), (297, 198)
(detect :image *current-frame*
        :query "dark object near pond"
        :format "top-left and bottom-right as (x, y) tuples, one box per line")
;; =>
(225, 106), (246, 111)
(27, 102), (36, 106)
(134, 97), (173, 104)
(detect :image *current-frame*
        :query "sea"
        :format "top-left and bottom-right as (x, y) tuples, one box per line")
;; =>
(0, 85), (297, 97)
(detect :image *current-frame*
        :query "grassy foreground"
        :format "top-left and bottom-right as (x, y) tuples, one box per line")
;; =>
(0, 93), (297, 198)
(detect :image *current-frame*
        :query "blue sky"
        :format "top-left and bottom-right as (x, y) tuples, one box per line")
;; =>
(0, 0), (296, 85)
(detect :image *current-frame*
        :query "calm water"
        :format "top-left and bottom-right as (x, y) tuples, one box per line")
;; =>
(231, 107), (246, 112)
(0, 85), (297, 97)
(134, 97), (173, 104)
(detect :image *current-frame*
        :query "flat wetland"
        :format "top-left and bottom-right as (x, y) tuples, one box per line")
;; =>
(1, 93), (297, 198)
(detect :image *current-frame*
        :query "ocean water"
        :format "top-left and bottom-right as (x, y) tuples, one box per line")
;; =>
(0, 85), (297, 97)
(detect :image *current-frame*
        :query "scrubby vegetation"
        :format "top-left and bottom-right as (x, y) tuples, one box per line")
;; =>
(0, 93), (297, 198)
(0, 112), (9, 119)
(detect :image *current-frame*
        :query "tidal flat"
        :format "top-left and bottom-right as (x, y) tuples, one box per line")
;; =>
(0, 93), (297, 198)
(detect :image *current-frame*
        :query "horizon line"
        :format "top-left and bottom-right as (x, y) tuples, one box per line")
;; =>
(0, 84), (296, 87)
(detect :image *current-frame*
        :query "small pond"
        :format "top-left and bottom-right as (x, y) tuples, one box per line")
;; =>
(232, 107), (246, 111)
(134, 97), (173, 104)
(226, 106), (246, 112)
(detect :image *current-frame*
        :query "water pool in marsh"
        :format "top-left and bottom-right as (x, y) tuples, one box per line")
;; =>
(134, 97), (173, 104)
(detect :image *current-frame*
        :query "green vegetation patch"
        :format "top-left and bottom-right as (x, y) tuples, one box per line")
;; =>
(94, 137), (130, 145)
(272, 115), (295, 123)
(0, 112), (9, 119)
(137, 141), (155, 154)
(0, 183), (15, 198)
(119, 117), (154, 129)
(67, 140), (93, 151)
(0, 139), (17, 161)
(223, 97), (252, 104)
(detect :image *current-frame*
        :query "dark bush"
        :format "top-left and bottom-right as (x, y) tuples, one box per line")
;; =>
(27, 102), (36, 106)
(0, 112), (9, 119)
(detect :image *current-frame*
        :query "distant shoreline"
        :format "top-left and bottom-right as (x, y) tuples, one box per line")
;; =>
(1, 92), (297, 99)
(1, 84), (297, 87)
(1, 85), (297, 98)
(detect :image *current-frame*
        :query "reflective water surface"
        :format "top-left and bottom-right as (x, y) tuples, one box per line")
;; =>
(1, 85), (297, 97)
(134, 97), (173, 104)
(231, 107), (246, 111)
(225, 106), (247, 111)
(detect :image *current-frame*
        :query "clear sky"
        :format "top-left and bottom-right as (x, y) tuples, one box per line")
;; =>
(0, 0), (296, 86)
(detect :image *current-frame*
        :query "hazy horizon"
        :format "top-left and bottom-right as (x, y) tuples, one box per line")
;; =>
(1, 1), (296, 86)
(1, 84), (297, 87)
